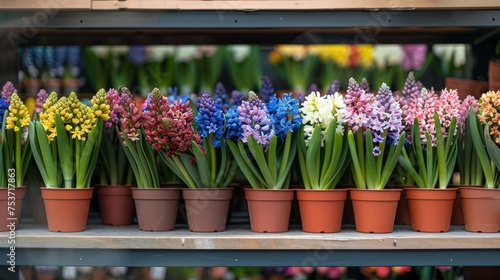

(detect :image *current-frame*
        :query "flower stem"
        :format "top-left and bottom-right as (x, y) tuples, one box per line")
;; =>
(15, 131), (21, 187)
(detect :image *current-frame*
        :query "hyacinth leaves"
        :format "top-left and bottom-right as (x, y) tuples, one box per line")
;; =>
(457, 107), (485, 186)
(398, 113), (458, 189)
(297, 119), (350, 190)
(348, 129), (406, 190)
(228, 132), (297, 190)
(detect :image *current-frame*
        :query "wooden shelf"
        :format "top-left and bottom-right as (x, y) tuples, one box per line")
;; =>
(1, 224), (500, 266)
(2, 224), (499, 250)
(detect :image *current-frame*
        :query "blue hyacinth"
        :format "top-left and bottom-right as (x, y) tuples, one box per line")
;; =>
(224, 106), (242, 142)
(66, 46), (81, 77)
(268, 93), (301, 140)
(129, 46), (146, 66)
(231, 90), (245, 106)
(0, 97), (9, 125)
(213, 82), (229, 106)
(196, 93), (224, 147)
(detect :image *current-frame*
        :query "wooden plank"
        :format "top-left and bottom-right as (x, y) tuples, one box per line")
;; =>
(92, 0), (500, 11)
(2, 224), (499, 250)
(0, 0), (91, 10)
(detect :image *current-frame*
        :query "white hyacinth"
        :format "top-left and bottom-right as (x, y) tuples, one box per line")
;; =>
(373, 44), (404, 69)
(300, 91), (346, 146)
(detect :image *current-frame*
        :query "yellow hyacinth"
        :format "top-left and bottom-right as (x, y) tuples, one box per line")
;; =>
(357, 44), (375, 68)
(309, 45), (350, 67)
(6, 93), (30, 132)
(91, 89), (111, 121)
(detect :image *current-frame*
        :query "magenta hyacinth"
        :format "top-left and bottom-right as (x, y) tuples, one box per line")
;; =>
(105, 88), (122, 128)
(402, 44), (428, 71)
(35, 89), (48, 114)
(2, 81), (17, 102)
(117, 87), (142, 143)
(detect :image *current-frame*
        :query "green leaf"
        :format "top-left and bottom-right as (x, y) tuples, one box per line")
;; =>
(247, 135), (275, 188)
(55, 113), (74, 187)
(364, 130), (377, 189)
(33, 122), (57, 188)
(411, 118), (428, 187)
(227, 139), (262, 189)
(469, 108), (495, 188)
(191, 141), (210, 188)
(347, 130), (365, 189)
(267, 135), (278, 181)
(297, 128), (312, 189)
(305, 125), (322, 189)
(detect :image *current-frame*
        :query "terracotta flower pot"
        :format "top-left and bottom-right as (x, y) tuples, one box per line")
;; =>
(23, 79), (41, 97)
(406, 188), (457, 233)
(244, 188), (294, 233)
(391, 185), (417, 226)
(41, 187), (94, 232)
(44, 78), (62, 93)
(131, 188), (180, 231)
(350, 189), (401, 233)
(337, 184), (356, 225)
(460, 187), (500, 233)
(445, 77), (488, 100)
(296, 189), (347, 233)
(63, 78), (80, 94)
(451, 185), (483, 226)
(96, 185), (136, 226)
(182, 188), (233, 232)
(0, 186), (27, 231)
(489, 59), (500, 91)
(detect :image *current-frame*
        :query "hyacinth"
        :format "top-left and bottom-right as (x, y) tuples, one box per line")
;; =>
(267, 93), (301, 140)
(213, 82), (229, 107)
(237, 91), (274, 146)
(344, 83), (376, 132)
(231, 90), (245, 106)
(326, 80), (340, 95)
(43, 92), (58, 112)
(478, 91), (500, 143)
(459, 95), (479, 134)
(434, 89), (462, 139)
(360, 78), (370, 93)
(402, 44), (428, 71)
(5, 93), (30, 132)
(224, 106), (242, 141)
(128, 46), (146, 66)
(0, 97), (9, 125)
(91, 89), (111, 121)
(376, 84), (404, 144)
(105, 88), (121, 128)
(195, 93), (224, 147)
(397, 72), (422, 132)
(347, 77), (362, 93)
(2, 81), (17, 102)
(143, 88), (202, 156)
(300, 91), (346, 145)
(40, 92), (97, 141)
(307, 83), (319, 95)
(260, 76), (274, 103)
(117, 87), (141, 143)
(35, 89), (48, 114)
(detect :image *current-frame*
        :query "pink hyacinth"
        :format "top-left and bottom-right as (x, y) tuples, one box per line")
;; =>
(117, 87), (142, 143)
(459, 95), (479, 134)
(402, 44), (428, 71)
(2, 81), (17, 102)
(105, 88), (122, 128)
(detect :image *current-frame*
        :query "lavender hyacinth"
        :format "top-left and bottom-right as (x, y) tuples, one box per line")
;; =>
(347, 77), (362, 93)
(35, 89), (49, 114)
(196, 93), (224, 147)
(326, 80), (341, 95)
(2, 81), (17, 101)
(260, 76), (274, 103)
(376, 84), (404, 144)
(237, 91), (274, 146)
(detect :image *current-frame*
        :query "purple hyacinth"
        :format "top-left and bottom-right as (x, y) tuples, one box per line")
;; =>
(128, 46), (146, 66)
(402, 44), (428, 71)
(237, 91), (274, 146)
(231, 90), (245, 106)
(360, 78), (370, 93)
(308, 83), (319, 95)
(35, 89), (48, 114)
(105, 88), (122, 128)
(260, 76), (274, 103)
(297, 93), (305, 104)
(326, 80), (341, 95)
(401, 72), (420, 100)
(376, 83), (393, 110)
(2, 81), (17, 102)
(196, 93), (224, 147)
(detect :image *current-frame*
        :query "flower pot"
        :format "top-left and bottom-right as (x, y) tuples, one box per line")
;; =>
(445, 77), (488, 100)
(23, 79), (41, 97)
(489, 59), (500, 91)
(28, 186), (47, 224)
(63, 78), (80, 94)
(96, 185), (135, 226)
(44, 78), (62, 93)
(41, 187), (94, 232)
(406, 188), (457, 233)
(182, 188), (233, 232)
(460, 187), (500, 233)
(244, 188), (294, 233)
(0, 186), (27, 231)
(350, 189), (401, 233)
(390, 185), (417, 226)
(161, 182), (188, 224)
(131, 188), (180, 231)
(296, 189), (347, 233)
(337, 184), (356, 225)
(451, 185), (483, 226)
